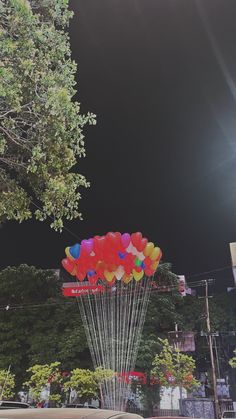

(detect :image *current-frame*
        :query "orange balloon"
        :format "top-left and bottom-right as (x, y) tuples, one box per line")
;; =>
(123, 274), (133, 284)
(151, 260), (159, 271)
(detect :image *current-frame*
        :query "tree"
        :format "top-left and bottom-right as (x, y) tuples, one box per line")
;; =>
(24, 362), (62, 405)
(0, 369), (15, 400)
(0, 265), (90, 391)
(63, 367), (114, 405)
(229, 349), (236, 368)
(151, 339), (198, 409)
(0, 0), (96, 231)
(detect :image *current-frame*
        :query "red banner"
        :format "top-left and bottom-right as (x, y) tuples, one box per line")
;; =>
(62, 284), (105, 297)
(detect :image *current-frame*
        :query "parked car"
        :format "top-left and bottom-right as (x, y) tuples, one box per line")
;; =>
(65, 404), (98, 409)
(0, 407), (143, 418)
(221, 411), (236, 419)
(0, 401), (30, 409)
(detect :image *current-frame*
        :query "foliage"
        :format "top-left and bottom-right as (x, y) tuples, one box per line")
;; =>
(151, 339), (199, 390)
(0, 265), (89, 391)
(0, 369), (15, 400)
(63, 367), (114, 403)
(24, 362), (62, 404)
(229, 349), (236, 368)
(0, 0), (96, 231)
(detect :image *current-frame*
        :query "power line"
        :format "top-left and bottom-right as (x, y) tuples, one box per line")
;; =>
(186, 265), (232, 279)
(31, 201), (81, 241)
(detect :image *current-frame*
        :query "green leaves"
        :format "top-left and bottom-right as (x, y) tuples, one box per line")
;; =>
(0, 369), (15, 400)
(64, 367), (114, 403)
(229, 349), (236, 368)
(24, 362), (62, 403)
(0, 265), (89, 391)
(151, 338), (199, 390)
(0, 0), (96, 230)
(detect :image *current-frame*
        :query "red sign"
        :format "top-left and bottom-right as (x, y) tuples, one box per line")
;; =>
(118, 371), (147, 385)
(62, 284), (105, 297)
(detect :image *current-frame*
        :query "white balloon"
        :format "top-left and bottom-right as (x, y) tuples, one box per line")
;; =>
(115, 266), (125, 281)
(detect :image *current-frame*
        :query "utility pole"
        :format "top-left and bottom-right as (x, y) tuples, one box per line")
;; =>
(204, 280), (220, 419)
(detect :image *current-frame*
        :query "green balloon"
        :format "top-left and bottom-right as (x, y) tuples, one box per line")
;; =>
(135, 258), (142, 267)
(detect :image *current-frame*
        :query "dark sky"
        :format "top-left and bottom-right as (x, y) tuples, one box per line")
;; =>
(1, 0), (236, 286)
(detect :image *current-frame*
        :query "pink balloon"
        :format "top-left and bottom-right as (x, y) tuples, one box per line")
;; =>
(121, 233), (131, 248)
(81, 238), (94, 255)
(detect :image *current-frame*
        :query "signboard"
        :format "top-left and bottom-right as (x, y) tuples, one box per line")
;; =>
(229, 243), (236, 285)
(62, 283), (105, 297)
(178, 275), (186, 296)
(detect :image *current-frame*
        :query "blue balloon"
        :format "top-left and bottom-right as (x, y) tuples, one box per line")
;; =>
(69, 243), (80, 259)
(141, 261), (146, 269)
(87, 270), (95, 277)
(118, 252), (126, 259)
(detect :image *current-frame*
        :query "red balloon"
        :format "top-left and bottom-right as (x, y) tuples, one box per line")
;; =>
(136, 237), (148, 252)
(144, 257), (152, 268)
(106, 232), (117, 247)
(76, 269), (86, 281)
(94, 236), (106, 258)
(62, 258), (76, 275)
(88, 274), (98, 285)
(131, 232), (142, 249)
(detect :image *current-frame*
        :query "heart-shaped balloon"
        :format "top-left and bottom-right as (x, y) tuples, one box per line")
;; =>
(106, 232), (117, 247)
(94, 236), (105, 256)
(69, 243), (80, 260)
(122, 274), (133, 284)
(150, 247), (161, 261)
(151, 261), (159, 271)
(65, 247), (73, 260)
(62, 258), (76, 275)
(121, 233), (131, 249)
(115, 266), (125, 281)
(118, 252), (126, 259)
(135, 258), (142, 267)
(144, 242), (154, 257)
(76, 270), (86, 281)
(81, 238), (94, 255)
(126, 242), (138, 255)
(88, 274), (98, 285)
(133, 269), (144, 281)
(131, 232), (142, 249)
(136, 238), (148, 252)
(137, 251), (145, 261)
(104, 270), (115, 282)
(87, 270), (95, 277)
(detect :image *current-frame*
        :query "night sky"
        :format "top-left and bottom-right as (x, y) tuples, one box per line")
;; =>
(1, 0), (236, 286)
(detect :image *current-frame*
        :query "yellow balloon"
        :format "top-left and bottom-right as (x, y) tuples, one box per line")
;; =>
(104, 270), (115, 282)
(150, 247), (161, 261)
(143, 242), (154, 257)
(65, 247), (74, 261)
(133, 269), (144, 282)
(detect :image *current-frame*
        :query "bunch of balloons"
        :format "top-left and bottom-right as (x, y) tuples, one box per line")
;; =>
(62, 232), (162, 285)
